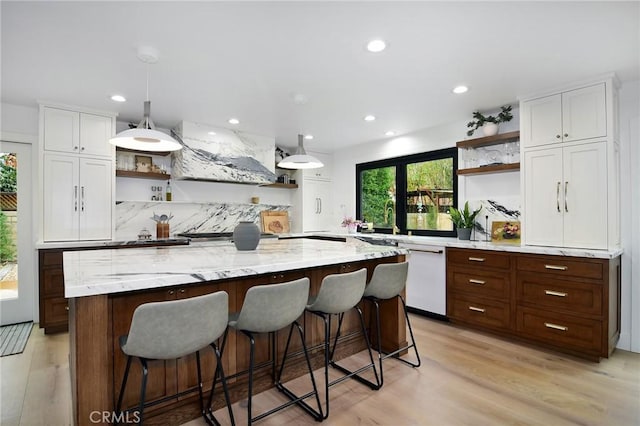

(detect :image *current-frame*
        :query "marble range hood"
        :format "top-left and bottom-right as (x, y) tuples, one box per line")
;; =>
(171, 121), (277, 185)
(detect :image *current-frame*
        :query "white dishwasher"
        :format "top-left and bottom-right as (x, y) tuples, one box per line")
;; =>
(399, 242), (447, 318)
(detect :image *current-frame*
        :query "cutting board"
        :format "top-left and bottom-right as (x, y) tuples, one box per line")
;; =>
(260, 210), (290, 234)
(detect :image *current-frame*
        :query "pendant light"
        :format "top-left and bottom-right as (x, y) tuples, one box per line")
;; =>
(277, 134), (323, 169)
(109, 46), (182, 152)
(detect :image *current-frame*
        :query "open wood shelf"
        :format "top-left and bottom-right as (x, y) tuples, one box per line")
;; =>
(116, 170), (171, 180)
(456, 130), (520, 149)
(262, 182), (298, 188)
(457, 162), (520, 176)
(115, 147), (172, 156)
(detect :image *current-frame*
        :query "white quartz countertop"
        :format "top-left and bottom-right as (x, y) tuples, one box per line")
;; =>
(63, 237), (408, 298)
(301, 232), (621, 259)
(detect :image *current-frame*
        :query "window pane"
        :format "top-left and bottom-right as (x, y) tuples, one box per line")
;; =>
(360, 166), (396, 229)
(406, 158), (453, 231)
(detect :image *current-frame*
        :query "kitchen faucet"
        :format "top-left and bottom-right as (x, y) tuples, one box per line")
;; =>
(384, 199), (400, 234)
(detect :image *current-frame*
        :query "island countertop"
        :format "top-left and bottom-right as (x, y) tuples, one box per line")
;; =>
(63, 237), (408, 298)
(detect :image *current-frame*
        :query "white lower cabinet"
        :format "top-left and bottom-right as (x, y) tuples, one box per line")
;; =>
(524, 141), (607, 249)
(43, 154), (112, 241)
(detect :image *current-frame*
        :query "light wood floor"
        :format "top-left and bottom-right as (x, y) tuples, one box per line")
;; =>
(2, 315), (639, 425)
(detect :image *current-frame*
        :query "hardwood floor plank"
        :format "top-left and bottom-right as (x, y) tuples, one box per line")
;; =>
(3, 316), (639, 426)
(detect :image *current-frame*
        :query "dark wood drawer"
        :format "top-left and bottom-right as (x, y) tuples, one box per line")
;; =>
(447, 248), (510, 270)
(517, 307), (602, 353)
(41, 250), (63, 267)
(42, 267), (65, 296)
(450, 268), (509, 300)
(448, 296), (510, 331)
(516, 272), (602, 316)
(43, 296), (69, 325)
(516, 256), (603, 280)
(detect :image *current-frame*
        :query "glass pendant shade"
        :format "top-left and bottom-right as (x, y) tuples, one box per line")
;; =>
(277, 134), (323, 169)
(110, 127), (182, 152)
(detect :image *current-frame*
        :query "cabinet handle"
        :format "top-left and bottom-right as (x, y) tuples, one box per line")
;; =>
(319, 197), (322, 213)
(544, 264), (568, 271)
(279, 274), (284, 278)
(168, 290), (175, 295)
(65, 306), (69, 311)
(73, 145), (79, 150)
(272, 274), (278, 280)
(410, 249), (443, 254)
(564, 133), (568, 138)
(468, 306), (485, 313)
(545, 290), (568, 297)
(81, 146), (85, 151)
(81, 186), (85, 212)
(315, 198), (320, 214)
(74, 185), (78, 212)
(544, 322), (568, 331)
(556, 135), (561, 139)
(468, 257), (485, 262)
(469, 279), (485, 285)
(556, 182), (561, 212)
(179, 289), (185, 294)
(564, 181), (568, 212)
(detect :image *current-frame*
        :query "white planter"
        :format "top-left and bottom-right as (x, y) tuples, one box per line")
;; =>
(482, 122), (499, 136)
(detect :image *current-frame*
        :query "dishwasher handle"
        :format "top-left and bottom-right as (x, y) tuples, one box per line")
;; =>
(408, 248), (444, 254)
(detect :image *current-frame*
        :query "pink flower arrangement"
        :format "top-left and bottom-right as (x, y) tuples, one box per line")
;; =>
(341, 217), (362, 228)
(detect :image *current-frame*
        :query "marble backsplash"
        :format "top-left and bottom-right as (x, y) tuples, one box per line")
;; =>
(467, 197), (521, 242)
(115, 201), (291, 240)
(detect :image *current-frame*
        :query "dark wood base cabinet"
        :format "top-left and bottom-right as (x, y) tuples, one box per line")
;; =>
(446, 248), (620, 361)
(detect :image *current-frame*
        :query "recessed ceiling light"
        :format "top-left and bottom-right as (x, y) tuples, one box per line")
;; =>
(304, 134), (314, 140)
(110, 94), (126, 102)
(366, 39), (386, 53)
(292, 93), (309, 105)
(452, 85), (469, 94)
(364, 115), (376, 122)
(385, 131), (396, 137)
(228, 118), (239, 125)
(208, 131), (216, 136)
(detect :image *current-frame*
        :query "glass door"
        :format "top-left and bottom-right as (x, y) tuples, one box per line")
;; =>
(0, 141), (34, 325)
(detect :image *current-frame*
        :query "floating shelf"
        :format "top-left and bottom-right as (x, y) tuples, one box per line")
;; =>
(457, 163), (520, 176)
(115, 147), (172, 157)
(262, 182), (298, 189)
(116, 170), (171, 180)
(456, 131), (520, 149)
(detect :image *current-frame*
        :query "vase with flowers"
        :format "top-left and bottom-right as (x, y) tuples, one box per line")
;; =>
(341, 217), (361, 234)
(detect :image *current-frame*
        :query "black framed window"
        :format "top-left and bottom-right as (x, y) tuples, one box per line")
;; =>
(356, 147), (457, 236)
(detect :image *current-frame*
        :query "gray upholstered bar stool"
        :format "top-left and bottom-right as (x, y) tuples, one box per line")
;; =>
(209, 278), (322, 425)
(306, 268), (381, 419)
(115, 291), (235, 426)
(362, 261), (421, 387)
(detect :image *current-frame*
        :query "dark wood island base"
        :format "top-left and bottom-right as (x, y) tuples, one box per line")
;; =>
(69, 256), (406, 425)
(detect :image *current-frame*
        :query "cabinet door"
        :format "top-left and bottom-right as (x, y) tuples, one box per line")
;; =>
(43, 154), (79, 241)
(79, 158), (112, 240)
(562, 84), (606, 143)
(521, 94), (562, 149)
(301, 151), (332, 181)
(562, 142), (607, 249)
(316, 180), (334, 231)
(303, 180), (333, 232)
(524, 148), (563, 247)
(80, 113), (113, 157)
(43, 107), (80, 153)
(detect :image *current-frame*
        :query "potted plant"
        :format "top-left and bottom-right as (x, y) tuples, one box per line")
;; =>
(466, 105), (513, 137)
(449, 201), (481, 240)
(341, 217), (362, 234)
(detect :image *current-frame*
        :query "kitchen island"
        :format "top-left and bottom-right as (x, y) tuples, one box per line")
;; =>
(64, 238), (407, 425)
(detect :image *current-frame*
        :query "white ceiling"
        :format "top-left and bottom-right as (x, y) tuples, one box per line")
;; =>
(2, 1), (638, 151)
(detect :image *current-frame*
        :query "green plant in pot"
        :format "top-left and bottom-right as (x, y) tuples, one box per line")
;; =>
(466, 105), (513, 137)
(449, 202), (481, 240)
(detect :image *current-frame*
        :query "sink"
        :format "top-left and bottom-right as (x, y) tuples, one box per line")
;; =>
(354, 236), (399, 247)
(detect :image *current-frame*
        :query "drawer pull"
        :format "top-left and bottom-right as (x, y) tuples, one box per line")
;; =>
(65, 306), (69, 311)
(545, 290), (567, 297)
(468, 257), (485, 262)
(468, 306), (485, 313)
(544, 264), (568, 271)
(544, 322), (568, 331)
(469, 279), (486, 285)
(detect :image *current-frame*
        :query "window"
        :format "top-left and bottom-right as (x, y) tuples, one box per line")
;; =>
(356, 147), (457, 236)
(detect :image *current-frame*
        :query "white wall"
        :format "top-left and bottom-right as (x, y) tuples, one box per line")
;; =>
(618, 80), (640, 351)
(1, 103), (38, 136)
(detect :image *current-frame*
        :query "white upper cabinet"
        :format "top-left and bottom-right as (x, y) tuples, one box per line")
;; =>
(43, 106), (114, 158)
(521, 83), (606, 149)
(301, 151), (332, 181)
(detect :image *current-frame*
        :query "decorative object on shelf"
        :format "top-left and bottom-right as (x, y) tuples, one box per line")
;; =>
(277, 134), (323, 169)
(448, 201), (481, 240)
(260, 210), (290, 234)
(233, 221), (261, 250)
(466, 105), (513, 137)
(341, 216), (362, 234)
(135, 155), (152, 173)
(251, 196), (260, 204)
(275, 146), (289, 164)
(165, 180), (172, 201)
(137, 228), (152, 240)
(491, 221), (521, 244)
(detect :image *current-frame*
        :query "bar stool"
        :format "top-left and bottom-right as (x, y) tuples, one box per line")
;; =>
(362, 261), (421, 387)
(115, 291), (235, 426)
(306, 268), (381, 419)
(209, 277), (322, 425)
